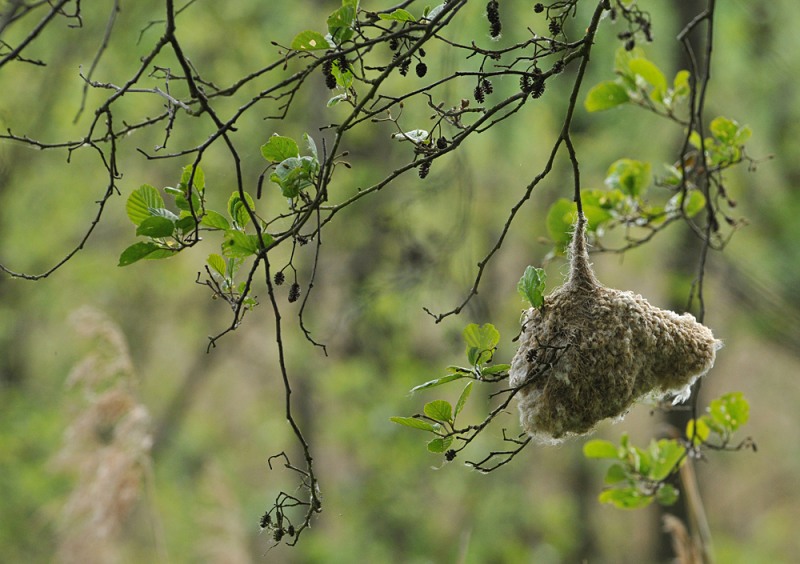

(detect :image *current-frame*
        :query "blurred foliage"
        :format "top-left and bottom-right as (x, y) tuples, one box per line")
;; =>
(0, 1), (799, 562)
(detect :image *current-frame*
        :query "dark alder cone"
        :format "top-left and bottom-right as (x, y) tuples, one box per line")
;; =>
(548, 18), (561, 35)
(399, 57), (411, 76)
(486, 1), (501, 38)
(418, 160), (431, 179)
(322, 58), (336, 89)
(415, 61), (428, 77)
(274, 271), (285, 286)
(474, 84), (485, 103)
(288, 283), (301, 303)
(436, 136), (447, 150)
(445, 449), (457, 461)
(481, 78), (494, 94)
(534, 3), (544, 13)
(389, 37), (400, 51)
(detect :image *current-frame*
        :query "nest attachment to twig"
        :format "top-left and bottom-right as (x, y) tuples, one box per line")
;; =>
(509, 214), (721, 443)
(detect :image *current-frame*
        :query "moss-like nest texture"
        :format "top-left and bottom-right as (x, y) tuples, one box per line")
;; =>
(509, 214), (721, 443)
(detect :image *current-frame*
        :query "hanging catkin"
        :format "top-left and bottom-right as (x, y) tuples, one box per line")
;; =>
(509, 214), (721, 443)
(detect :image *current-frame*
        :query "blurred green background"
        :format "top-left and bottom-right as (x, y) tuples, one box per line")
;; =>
(1, 1), (799, 562)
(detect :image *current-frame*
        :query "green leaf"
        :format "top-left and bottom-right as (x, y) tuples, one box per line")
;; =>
(463, 323), (500, 365)
(604, 463), (629, 485)
(118, 242), (175, 266)
(207, 253), (226, 277)
(648, 439), (685, 481)
(291, 30), (331, 51)
(410, 373), (467, 393)
(227, 192), (256, 228)
(709, 392), (749, 432)
(304, 133), (318, 161)
(261, 135), (300, 163)
(546, 198), (577, 250)
(390, 416), (436, 432)
(605, 158), (651, 198)
(332, 59), (354, 89)
(480, 363), (511, 376)
(135, 215), (175, 238)
(221, 230), (266, 258)
(174, 190), (202, 214)
(629, 58), (667, 102)
(270, 156), (319, 198)
(517, 266), (547, 309)
(614, 45), (646, 75)
(327, 4), (356, 44)
(584, 80), (630, 112)
(686, 417), (711, 445)
(427, 436), (453, 453)
(672, 70), (690, 97)
(327, 94), (348, 107)
(667, 190), (706, 218)
(454, 382), (473, 418)
(655, 484), (679, 506)
(379, 8), (415, 22)
(598, 487), (653, 510)
(180, 164), (205, 192)
(583, 439), (619, 459)
(423, 400), (453, 423)
(201, 210), (230, 230)
(710, 117), (738, 145)
(126, 184), (165, 226)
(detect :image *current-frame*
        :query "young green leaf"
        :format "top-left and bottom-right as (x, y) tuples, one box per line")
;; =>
(390, 416), (436, 432)
(410, 373), (467, 393)
(327, 4), (356, 44)
(454, 382), (473, 418)
(379, 8), (415, 22)
(463, 323), (500, 365)
(207, 253), (227, 277)
(480, 363), (510, 376)
(423, 400), (453, 423)
(629, 58), (667, 102)
(180, 164), (205, 192)
(648, 439), (685, 481)
(604, 463), (629, 485)
(583, 439), (619, 459)
(126, 184), (165, 226)
(517, 265), (546, 309)
(261, 135), (300, 163)
(227, 192), (256, 228)
(605, 158), (651, 198)
(655, 484), (679, 506)
(546, 198), (577, 250)
(118, 242), (175, 266)
(584, 81), (630, 112)
(222, 230), (260, 258)
(201, 210), (231, 231)
(427, 436), (453, 453)
(598, 487), (653, 510)
(136, 216), (175, 238)
(291, 30), (331, 51)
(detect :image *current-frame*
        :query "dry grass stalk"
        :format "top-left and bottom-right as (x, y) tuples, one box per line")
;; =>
(53, 307), (153, 564)
(510, 215), (721, 443)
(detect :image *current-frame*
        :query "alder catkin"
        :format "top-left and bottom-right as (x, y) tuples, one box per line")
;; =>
(509, 214), (721, 443)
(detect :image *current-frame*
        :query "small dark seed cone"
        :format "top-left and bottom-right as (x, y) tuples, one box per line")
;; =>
(510, 214), (721, 443)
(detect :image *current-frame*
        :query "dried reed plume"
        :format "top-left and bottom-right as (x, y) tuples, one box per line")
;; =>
(53, 307), (153, 564)
(509, 214), (721, 443)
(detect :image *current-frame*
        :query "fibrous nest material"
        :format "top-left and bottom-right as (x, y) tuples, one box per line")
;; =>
(509, 214), (721, 443)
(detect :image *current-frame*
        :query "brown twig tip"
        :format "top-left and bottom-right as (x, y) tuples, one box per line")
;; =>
(509, 216), (722, 444)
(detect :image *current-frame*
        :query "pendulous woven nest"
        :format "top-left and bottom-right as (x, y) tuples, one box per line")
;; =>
(509, 214), (721, 443)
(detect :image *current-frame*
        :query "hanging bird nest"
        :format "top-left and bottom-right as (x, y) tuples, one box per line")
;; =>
(509, 214), (721, 443)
